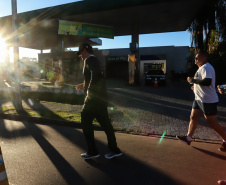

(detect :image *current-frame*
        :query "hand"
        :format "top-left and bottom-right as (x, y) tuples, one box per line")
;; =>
(217, 85), (224, 94)
(191, 86), (194, 91)
(76, 83), (84, 91)
(187, 77), (193, 83)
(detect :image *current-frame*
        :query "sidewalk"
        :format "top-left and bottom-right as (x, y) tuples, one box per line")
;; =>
(1, 79), (226, 142)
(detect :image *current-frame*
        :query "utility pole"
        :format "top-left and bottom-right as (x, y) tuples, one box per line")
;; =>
(12, 0), (22, 111)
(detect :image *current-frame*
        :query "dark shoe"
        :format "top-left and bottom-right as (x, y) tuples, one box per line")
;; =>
(105, 152), (123, 159)
(218, 142), (226, 152)
(218, 180), (226, 185)
(81, 153), (100, 159)
(176, 135), (191, 145)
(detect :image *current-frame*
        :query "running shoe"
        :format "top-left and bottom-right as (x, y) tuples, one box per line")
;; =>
(105, 152), (123, 159)
(176, 135), (191, 145)
(81, 153), (100, 159)
(218, 142), (226, 152)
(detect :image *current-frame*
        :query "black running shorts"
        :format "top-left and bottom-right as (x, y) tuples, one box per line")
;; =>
(192, 100), (218, 116)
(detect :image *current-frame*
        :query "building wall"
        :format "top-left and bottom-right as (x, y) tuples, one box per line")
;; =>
(95, 46), (189, 80)
(139, 46), (189, 75)
(38, 46), (189, 83)
(94, 48), (130, 77)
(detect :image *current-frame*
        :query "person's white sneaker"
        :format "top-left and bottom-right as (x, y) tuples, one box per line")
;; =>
(105, 152), (123, 159)
(176, 135), (191, 145)
(81, 153), (100, 159)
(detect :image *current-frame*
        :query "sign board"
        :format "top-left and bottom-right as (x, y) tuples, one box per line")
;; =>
(128, 54), (136, 62)
(107, 56), (127, 61)
(144, 63), (163, 69)
(58, 20), (114, 39)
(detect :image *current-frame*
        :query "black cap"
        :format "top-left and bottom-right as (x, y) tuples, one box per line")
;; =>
(76, 43), (93, 55)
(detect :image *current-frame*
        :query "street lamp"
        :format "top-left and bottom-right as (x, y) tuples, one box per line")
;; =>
(11, 0), (22, 111)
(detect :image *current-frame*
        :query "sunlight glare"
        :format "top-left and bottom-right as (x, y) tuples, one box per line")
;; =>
(0, 36), (7, 63)
(158, 131), (166, 144)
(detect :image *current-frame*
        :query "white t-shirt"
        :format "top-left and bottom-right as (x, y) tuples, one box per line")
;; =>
(193, 62), (218, 103)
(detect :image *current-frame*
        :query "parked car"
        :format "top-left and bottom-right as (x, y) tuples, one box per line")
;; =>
(145, 69), (166, 85)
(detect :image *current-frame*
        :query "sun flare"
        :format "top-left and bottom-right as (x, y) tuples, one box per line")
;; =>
(0, 36), (7, 63)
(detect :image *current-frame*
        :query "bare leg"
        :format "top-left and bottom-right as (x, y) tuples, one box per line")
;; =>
(205, 115), (226, 141)
(187, 109), (203, 138)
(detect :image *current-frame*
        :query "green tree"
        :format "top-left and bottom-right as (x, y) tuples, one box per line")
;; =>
(188, 0), (226, 83)
(188, 0), (226, 53)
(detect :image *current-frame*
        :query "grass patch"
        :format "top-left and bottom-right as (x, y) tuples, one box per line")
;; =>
(55, 112), (81, 122)
(1, 105), (100, 126)
(1, 106), (18, 112)
(24, 111), (82, 122)
(26, 111), (100, 126)
(27, 111), (41, 117)
(21, 92), (85, 105)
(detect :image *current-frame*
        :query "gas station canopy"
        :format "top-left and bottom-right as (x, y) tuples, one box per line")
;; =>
(0, 0), (206, 50)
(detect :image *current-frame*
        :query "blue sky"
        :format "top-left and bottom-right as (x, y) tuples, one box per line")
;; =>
(0, 0), (191, 58)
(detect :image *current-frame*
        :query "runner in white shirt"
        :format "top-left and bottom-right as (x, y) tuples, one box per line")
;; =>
(176, 52), (226, 152)
(193, 62), (218, 103)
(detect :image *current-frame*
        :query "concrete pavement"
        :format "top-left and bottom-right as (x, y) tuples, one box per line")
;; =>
(0, 119), (226, 185)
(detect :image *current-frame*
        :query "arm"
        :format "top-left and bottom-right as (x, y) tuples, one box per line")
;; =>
(217, 85), (225, 94)
(187, 77), (211, 86)
(191, 78), (212, 86)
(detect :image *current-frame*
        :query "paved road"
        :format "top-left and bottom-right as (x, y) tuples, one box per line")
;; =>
(0, 119), (226, 185)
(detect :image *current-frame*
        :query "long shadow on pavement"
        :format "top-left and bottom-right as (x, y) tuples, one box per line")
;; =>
(48, 124), (181, 185)
(0, 118), (86, 184)
(20, 120), (87, 185)
(0, 119), (181, 185)
(86, 156), (181, 185)
(192, 146), (226, 161)
(0, 103), (31, 138)
(23, 98), (66, 120)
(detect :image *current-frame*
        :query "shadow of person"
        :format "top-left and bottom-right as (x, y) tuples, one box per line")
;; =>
(21, 121), (87, 185)
(50, 125), (181, 185)
(23, 98), (65, 120)
(192, 146), (226, 160)
(85, 154), (180, 185)
(0, 117), (181, 185)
